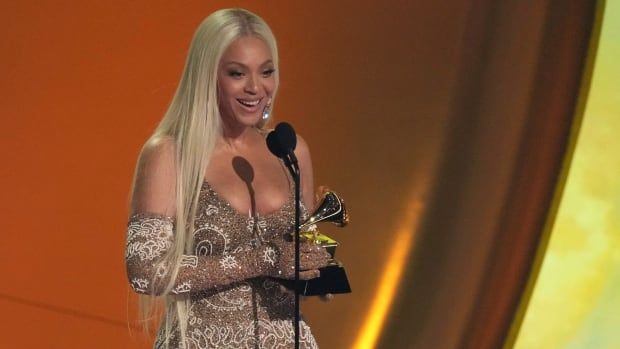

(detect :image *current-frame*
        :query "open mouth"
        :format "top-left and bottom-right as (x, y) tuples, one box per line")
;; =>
(237, 98), (262, 108)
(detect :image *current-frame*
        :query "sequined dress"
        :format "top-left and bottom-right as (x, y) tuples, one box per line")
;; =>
(125, 179), (319, 349)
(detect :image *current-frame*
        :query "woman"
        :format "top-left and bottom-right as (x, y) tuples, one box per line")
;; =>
(125, 8), (330, 349)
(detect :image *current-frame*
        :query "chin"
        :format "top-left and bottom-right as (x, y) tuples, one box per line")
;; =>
(232, 111), (262, 127)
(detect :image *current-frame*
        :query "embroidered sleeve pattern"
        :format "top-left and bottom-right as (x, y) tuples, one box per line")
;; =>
(125, 213), (280, 296)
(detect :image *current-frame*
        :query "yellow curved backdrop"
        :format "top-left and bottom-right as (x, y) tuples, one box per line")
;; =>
(514, 2), (620, 348)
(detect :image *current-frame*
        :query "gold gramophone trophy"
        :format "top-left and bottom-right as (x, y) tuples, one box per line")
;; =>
(296, 189), (351, 296)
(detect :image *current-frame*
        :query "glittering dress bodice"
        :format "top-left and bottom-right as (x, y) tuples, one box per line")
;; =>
(182, 181), (312, 348)
(125, 179), (318, 349)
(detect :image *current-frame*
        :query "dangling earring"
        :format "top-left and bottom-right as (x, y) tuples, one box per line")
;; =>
(261, 98), (272, 121)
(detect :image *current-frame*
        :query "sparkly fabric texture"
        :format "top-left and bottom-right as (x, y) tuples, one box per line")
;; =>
(125, 180), (318, 349)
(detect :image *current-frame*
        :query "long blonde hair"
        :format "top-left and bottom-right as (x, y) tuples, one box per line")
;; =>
(132, 8), (279, 346)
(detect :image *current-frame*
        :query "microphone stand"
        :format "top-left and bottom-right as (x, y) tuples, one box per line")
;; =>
(266, 123), (302, 349)
(283, 153), (301, 349)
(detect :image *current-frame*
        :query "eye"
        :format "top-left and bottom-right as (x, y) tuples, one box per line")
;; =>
(262, 68), (275, 78)
(227, 70), (244, 78)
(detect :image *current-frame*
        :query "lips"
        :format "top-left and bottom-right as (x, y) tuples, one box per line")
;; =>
(236, 98), (262, 108)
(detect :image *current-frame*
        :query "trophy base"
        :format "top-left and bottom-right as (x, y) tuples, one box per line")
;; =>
(284, 262), (352, 296)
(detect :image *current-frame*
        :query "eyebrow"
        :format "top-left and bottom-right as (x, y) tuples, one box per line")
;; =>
(222, 59), (274, 68)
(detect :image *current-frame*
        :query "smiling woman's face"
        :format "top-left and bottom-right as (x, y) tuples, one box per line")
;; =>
(217, 35), (276, 129)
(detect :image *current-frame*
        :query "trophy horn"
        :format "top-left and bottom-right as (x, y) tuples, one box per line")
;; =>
(300, 191), (349, 231)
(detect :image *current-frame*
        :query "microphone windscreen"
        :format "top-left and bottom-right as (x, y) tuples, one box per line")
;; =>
(274, 122), (297, 152)
(266, 131), (287, 158)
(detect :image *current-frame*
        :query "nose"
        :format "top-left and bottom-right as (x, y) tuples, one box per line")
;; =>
(244, 74), (258, 94)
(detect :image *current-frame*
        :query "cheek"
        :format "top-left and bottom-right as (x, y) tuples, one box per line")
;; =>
(218, 81), (241, 101)
(265, 79), (277, 95)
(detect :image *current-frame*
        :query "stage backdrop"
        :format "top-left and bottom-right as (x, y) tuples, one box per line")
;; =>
(0, 1), (600, 348)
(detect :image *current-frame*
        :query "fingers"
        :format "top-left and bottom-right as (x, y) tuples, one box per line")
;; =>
(271, 240), (331, 279)
(300, 253), (329, 270)
(300, 242), (321, 253)
(302, 242), (330, 259)
(280, 243), (330, 269)
(283, 255), (327, 274)
(278, 268), (319, 280)
(319, 293), (334, 302)
(299, 269), (321, 280)
(300, 241), (330, 257)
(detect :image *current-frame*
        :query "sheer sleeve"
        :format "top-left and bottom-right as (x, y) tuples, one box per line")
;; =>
(125, 213), (279, 295)
(124, 138), (280, 296)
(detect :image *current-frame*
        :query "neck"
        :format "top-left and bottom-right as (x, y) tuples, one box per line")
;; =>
(219, 122), (258, 151)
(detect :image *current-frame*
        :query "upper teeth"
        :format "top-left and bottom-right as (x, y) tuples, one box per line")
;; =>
(239, 99), (260, 106)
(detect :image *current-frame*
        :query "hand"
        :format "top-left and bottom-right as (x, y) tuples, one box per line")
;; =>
(319, 293), (334, 302)
(263, 240), (330, 280)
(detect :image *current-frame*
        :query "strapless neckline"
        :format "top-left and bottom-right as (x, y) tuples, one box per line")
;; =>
(201, 180), (295, 219)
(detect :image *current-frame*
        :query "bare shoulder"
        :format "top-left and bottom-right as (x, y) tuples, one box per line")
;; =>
(131, 135), (177, 215)
(140, 136), (176, 165)
(295, 133), (312, 162)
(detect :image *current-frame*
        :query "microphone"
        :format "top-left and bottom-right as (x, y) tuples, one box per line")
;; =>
(266, 122), (299, 175)
(274, 122), (297, 153)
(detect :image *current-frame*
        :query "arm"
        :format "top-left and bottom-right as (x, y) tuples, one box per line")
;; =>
(295, 134), (316, 212)
(125, 212), (276, 295)
(125, 137), (326, 296)
(125, 137), (273, 296)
